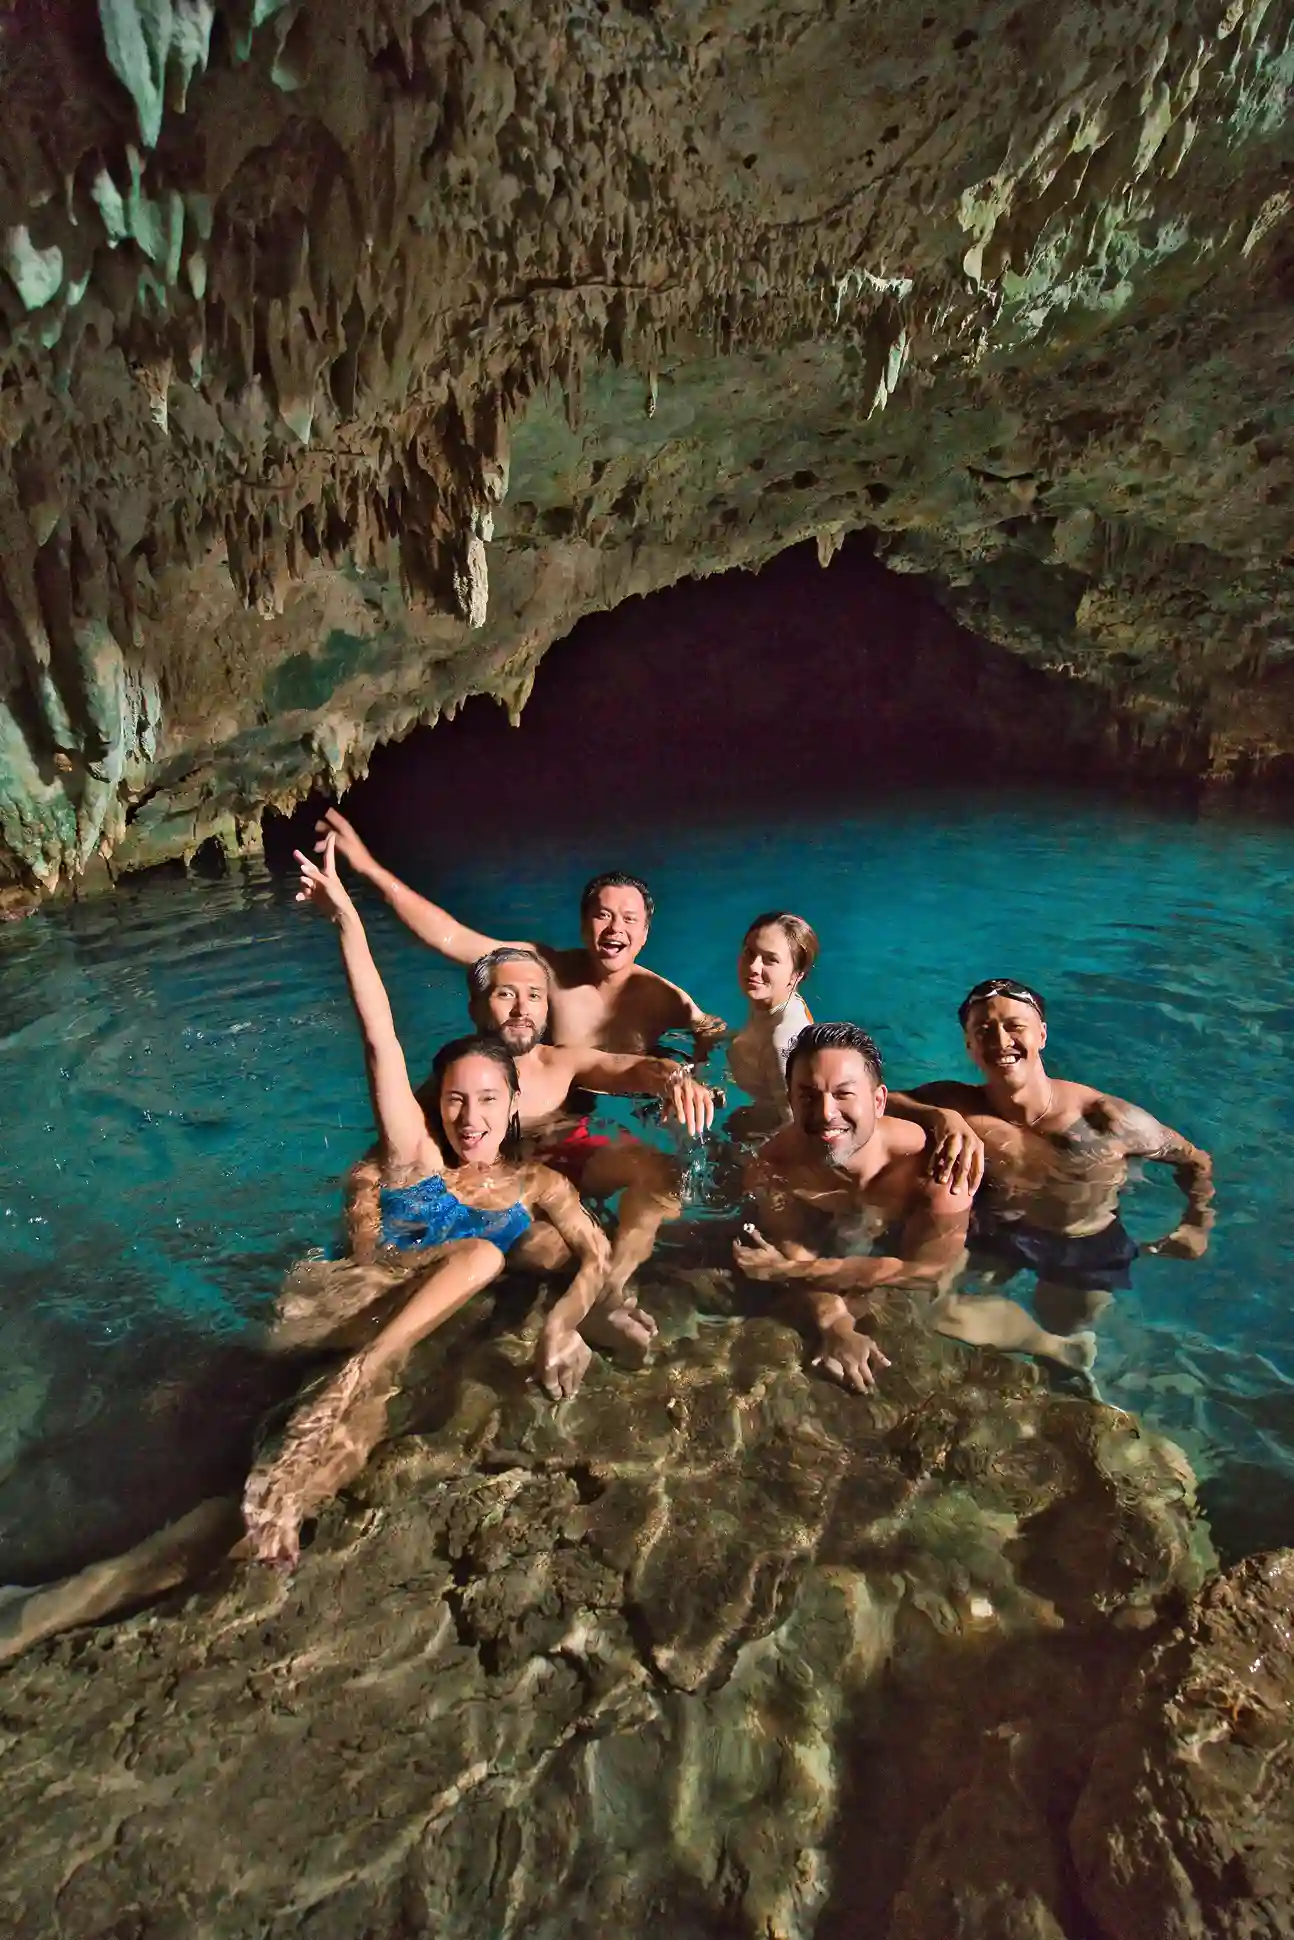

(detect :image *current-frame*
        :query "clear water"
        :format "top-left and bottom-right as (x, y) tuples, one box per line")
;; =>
(2, 786), (1293, 1579)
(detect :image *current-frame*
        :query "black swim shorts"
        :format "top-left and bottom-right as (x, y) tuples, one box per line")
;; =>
(968, 1209), (1138, 1293)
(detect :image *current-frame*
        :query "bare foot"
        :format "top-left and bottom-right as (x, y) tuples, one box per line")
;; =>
(583, 1292), (658, 1359)
(1057, 1329), (1098, 1372)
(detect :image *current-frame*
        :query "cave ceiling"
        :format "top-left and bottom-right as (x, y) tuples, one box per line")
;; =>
(1, 0), (1292, 895)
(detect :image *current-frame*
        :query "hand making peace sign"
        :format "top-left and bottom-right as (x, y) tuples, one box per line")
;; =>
(293, 830), (356, 924)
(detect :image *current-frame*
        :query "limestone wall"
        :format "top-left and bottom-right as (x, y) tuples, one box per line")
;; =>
(1, 0), (1292, 895)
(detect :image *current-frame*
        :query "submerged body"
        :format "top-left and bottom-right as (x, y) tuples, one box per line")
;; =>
(728, 915), (818, 1117)
(0, 802), (1262, 1676)
(734, 1025), (1096, 1389)
(724, 914), (984, 1193)
(406, 947), (718, 1341)
(914, 981), (1214, 1330)
(729, 991), (813, 1119)
(242, 836), (610, 1567)
(318, 819), (728, 1329)
(376, 1170), (534, 1254)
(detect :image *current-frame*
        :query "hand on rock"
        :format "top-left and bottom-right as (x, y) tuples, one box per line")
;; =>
(536, 1322), (593, 1401)
(583, 1291), (658, 1358)
(812, 1324), (890, 1394)
(733, 1225), (795, 1281)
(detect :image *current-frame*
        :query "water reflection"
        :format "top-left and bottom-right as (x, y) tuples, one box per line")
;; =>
(0, 790), (1292, 1585)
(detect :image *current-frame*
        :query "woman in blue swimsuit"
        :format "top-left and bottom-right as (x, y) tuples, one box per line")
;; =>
(243, 833), (609, 1567)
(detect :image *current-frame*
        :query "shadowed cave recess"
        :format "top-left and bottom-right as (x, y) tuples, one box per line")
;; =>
(0, 2), (1293, 1938)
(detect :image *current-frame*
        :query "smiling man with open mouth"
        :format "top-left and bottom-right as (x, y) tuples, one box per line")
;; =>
(908, 978), (1216, 1345)
(730, 1022), (1091, 1394)
(316, 808), (726, 1058)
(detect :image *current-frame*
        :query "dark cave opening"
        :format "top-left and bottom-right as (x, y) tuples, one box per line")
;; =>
(264, 535), (1164, 866)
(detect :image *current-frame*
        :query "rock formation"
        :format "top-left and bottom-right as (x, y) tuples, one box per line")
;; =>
(0, 1263), (1264, 1940)
(1072, 1547), (1294, 1939)
(1, 0), (1293, 899)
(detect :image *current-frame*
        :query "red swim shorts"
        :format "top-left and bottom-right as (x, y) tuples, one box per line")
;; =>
(538, 1116), (615, 1188)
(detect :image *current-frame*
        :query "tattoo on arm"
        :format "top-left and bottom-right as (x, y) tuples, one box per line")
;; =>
(1111, 1100), (1215, 1220)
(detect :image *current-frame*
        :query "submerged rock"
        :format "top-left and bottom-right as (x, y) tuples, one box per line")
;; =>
(1071, 1548), (1294, 1940)
(0, 1270), (1216, 1937)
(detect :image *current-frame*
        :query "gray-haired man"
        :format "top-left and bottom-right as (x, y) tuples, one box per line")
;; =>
(410, 946), (715, 1351)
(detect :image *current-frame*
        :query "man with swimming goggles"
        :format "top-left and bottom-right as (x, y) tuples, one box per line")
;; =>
(908, 977), (1215, 1335)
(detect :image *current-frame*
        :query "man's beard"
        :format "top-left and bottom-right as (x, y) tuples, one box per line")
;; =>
(498, 1022), (540, 1054)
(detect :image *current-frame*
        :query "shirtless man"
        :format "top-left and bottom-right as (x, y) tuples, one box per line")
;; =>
(451, 945), (715, 1338)
(910, 977), (1215, 1334)
(446, 949), (981, 1322)
(460, 947), (713, 1137)
(317, 808), (725, 1055)
(733, 1022), (1095, 1391)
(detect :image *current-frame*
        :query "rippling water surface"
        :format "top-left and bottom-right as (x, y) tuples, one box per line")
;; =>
(2, 787), (1292, 1576)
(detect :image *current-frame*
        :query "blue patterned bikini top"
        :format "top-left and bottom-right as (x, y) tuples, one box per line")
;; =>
(378, 1171), (532, 1255)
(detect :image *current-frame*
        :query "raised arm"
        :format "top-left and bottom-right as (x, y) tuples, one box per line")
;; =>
(317, 807), (528, 967)
(297, 834), (437, 1178)
(1106, 1098), (1216, 1257)
(569, 1047), (717, 1136)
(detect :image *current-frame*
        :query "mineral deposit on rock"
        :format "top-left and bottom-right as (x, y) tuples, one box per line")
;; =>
(0, 1269), (1220, 1939)
(1, 1), (1293, 897)
(1071, 1547), (1294, 1940)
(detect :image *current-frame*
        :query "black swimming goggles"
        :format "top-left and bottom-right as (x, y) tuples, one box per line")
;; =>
(958, 978), (1044, 1021)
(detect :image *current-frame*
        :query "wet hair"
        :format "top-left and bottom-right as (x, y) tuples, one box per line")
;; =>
(957, 978), (1047, 1028)
(426, 1033), (522, 1159)
(742, 911), (820, 980)
(784, 1021), (884, 1090)
(465, 945), (550, 1000)
(579, 871), (655, 923)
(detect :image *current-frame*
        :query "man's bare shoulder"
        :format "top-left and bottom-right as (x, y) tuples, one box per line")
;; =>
(628, 963), (719, 1025)
(543, 946), (592, 989)
(626, 963), (689, 1008)
(874, 1129), (935, 1203)
(516, 1156), (575, 1205)
(530, 1043), (580, 1077)
(1077, 1087), (1196, 1157)
(1054, 1077), (1106, 1114)
(757, 1123), (800, 1162)
(879, 1116), (927, 1160)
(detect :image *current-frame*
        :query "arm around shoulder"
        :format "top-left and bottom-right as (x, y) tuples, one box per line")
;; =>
(887, 1087), (986, 1193)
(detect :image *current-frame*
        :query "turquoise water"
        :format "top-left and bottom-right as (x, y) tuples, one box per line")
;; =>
(1, 786), (1292, 1576)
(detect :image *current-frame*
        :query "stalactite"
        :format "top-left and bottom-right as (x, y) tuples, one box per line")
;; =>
(0, 0), (1284, 887)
